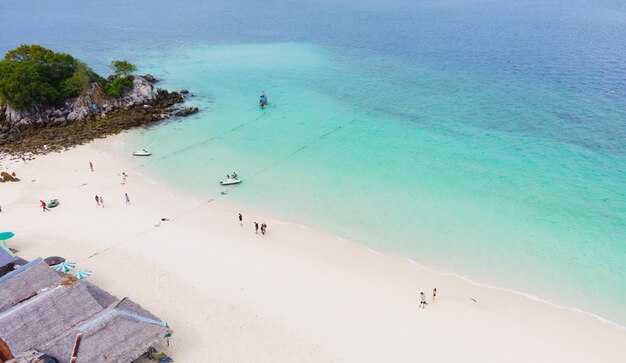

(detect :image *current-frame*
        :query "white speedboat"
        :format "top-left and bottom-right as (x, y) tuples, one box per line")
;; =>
(220, 178), (241, 186)
(133, 149), (152, 156)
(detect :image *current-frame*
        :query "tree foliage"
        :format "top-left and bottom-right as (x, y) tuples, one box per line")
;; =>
(105, 76), (133, 97)
(109, 60), (137, 76)
(0, 44), (99, 110)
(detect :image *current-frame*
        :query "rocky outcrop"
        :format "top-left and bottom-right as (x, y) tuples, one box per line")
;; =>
(0, 171), (19, 182)
(0, 75), (197, 154)
(143, 74), (159, 83)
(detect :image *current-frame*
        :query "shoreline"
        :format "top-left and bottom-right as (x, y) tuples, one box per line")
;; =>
(1, 133), (626, 361)
(115, 132), (626, 334)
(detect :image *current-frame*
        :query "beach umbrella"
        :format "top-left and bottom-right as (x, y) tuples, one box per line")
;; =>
(0, 232), (15, 241)
(72, 269), (92, 279)
(52, 261), (76, 272)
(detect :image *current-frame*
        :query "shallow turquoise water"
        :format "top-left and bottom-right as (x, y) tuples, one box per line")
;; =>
(122, 43), (626, 326)
(2, 0), (626, 326)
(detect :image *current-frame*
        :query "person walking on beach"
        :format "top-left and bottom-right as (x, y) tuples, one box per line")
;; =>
(40, 200), (50, 212)
(254, 222), (259, 234)
(238, 213), (243, 226)
(89, 161), (94, 172)
(99, 196), (104, 208)
(261, 223), (267, 235)
(95, 195), (100, 206)
(420, 292), (427, 309)
(125, 193), (131, 205)
(433, 288), (437, 303)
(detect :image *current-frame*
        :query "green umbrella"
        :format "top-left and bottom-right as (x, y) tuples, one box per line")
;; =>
(52, 261), (77, 272)
(72, 269), (92, 279)
(0, 232), (15, 241)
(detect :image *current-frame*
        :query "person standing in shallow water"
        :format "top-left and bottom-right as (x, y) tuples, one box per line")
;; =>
(238, 213), (243, 226)
(254, 222), (259, 234)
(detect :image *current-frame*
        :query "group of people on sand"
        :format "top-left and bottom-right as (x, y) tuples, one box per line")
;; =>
(90, 163), (131, 207)
(94, 193), (130, 207)
(419, 288), (437, 309)
(95, 195), (104, 207)
(238, 213), (268, 235)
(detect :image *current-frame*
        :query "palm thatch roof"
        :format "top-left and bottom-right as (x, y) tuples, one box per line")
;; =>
(0, 258), (62, 313)
(38, 298), (170, 362)
(0, 259), (171, 363)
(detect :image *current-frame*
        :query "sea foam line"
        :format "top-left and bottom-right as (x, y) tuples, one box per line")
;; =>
(402, 257), (626, 332)
(263, 216), (626, 332)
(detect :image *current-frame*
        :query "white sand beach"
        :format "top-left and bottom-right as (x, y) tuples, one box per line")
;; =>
(1, 135), (625, 362)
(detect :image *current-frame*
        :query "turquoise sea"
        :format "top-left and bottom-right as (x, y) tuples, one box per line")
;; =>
(2, 0), (625, 326)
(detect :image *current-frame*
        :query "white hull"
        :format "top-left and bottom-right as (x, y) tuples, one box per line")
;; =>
(220, 178), (241, 185)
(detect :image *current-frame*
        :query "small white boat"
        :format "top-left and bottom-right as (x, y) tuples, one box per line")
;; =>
(133, 149), (152, 156)
(220, 178), (241, 186)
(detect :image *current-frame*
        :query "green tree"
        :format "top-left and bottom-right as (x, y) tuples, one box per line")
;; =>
(0, 44), (99, 110)
(109, 60), (137, 76)
(105, 76), (133, 97)
(0, 56), (59, 110)
(62, 62), (95, 99)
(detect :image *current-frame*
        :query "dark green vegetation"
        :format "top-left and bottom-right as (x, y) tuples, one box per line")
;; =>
(105, 76), (134, 98)
(110, 60), (137, 76)
(105, 60), (137, 97)
(0, 45), (136, 110)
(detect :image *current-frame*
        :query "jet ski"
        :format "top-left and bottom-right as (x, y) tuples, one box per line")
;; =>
(133, 149), (152, 156)
(220, 178), (241, 185)
(220, 172), (241, 185)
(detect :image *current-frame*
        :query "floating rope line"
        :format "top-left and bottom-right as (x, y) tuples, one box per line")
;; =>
(78, 112), (368, 261)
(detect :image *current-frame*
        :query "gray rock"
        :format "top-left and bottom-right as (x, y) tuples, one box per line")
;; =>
(143, 74), (159, 83)
(172, 107), (199, 117)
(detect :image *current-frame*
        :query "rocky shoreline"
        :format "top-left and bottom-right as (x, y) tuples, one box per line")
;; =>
(0, 75), (198, 155)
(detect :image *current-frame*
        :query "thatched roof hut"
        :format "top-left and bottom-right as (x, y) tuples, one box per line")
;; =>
(0, 258), (62, 313)
(0, 259), (171, 363)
